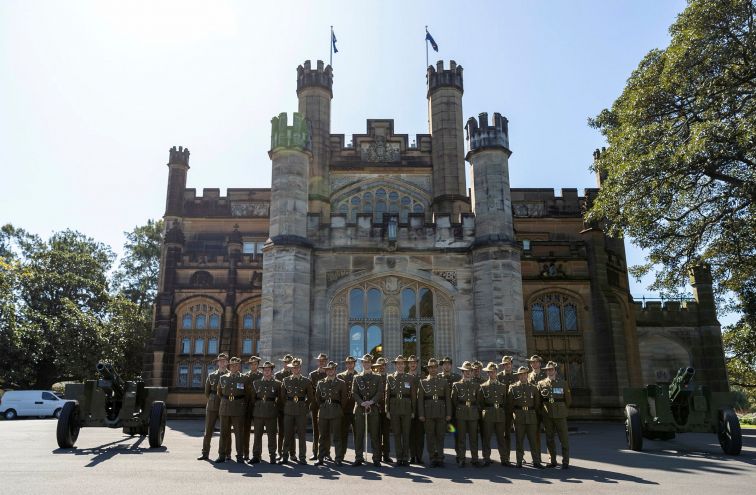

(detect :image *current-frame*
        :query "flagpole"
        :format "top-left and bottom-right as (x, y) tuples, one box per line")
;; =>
(330, 26), (333, 67)
(425, 25), (429, 69)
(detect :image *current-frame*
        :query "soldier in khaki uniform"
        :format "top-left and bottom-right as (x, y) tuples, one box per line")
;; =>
(385, 355), (416, 466)
(279, 357), (314, 465)
(537, 361), (572, 469)
(215, 357), (248, 463)
(528, 355), (547, 448)
(417, 358), (451, 467)
(480, 362), (511, 466)
(508, 366), (543, 468)
(198, 353), (228, 461)
(275, 354), (295, 460)
(242, 355), (262, 460)
(407, 355), (425, 464)
(352, 354), (382, 467)
(314, 361), (347, 466)
(440, 356), (462, 388)
(337, 356), (357, 462)
(308, 353), (328, 460)
(471, 361), (485, 385)
(451, 361), (482, 467)
(250, 361), (281, 464)
(375, 357), (392, 463)
(496, 355), (516, 464)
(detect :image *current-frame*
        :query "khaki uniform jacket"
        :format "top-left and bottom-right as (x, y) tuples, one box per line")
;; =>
(274, 369), (292, 382)
(528, 369), (547, 386)
(309, 369), (327, 389)
(507, 381), (540, 424)
(537, 376), (571, 419)
(497, 371), (516, 388)
(451, 380), (481, 421)
(337, 370), (357, 413)
(417, 375), (451, 419)
(471, 375), (486, 385)
(251, 377), (281, 418)
(440, 371), (462, 389)
(385, 372), (416, 416)
(352, 372), (382, 413)
(217, 372), (249, 416)
(205, 369), (224, 411)
(280, 374), (315, 416)
(480, 378), (509, 422)
(316, 378), (347, 419)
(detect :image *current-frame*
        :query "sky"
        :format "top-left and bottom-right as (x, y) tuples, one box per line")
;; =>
(2, 0), (720, 316)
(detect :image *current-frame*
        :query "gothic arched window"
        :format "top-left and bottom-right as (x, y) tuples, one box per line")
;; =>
(530, 294), (580, 334)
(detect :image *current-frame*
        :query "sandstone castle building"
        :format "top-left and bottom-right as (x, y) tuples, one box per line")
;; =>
(145, 59), (728, 417)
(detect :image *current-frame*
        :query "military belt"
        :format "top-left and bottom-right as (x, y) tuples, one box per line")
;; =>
(429, 394), (441, 401)
(288, 396), (307, 402)
(325, 399), (341, 405)
(514, 406), (531, 411)
(259, 397), (276, 402)
(223, 395), (245, 401)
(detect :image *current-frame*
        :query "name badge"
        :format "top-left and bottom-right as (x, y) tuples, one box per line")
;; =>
(236, 383), (245, 390)
(553, 387), (564, 395)
(404, 382), (411, 389)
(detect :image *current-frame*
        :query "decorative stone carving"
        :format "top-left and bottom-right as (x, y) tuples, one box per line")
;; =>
(513, 203), (545, 218)
(360, 135), (400, 162)
(540, 262), (566, 278)
(433, 270), (457, 287)
(231, 202), (270, 218)
(326, 270), (352, 286)
(383, 276), (399, 294)
(190, 271), (213, 288)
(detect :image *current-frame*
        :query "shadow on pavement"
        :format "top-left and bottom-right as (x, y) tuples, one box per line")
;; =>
(52, 435), (167, 467)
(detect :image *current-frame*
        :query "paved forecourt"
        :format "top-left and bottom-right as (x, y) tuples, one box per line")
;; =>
(0, 419), (754, 495)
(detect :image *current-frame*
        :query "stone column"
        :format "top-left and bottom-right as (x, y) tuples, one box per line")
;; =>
(466, 112), (526, 364)
(260, 113), (313, 360)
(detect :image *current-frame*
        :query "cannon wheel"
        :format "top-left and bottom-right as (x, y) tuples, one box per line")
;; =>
(625, 404), (643, 451)
(148, 401), (166, 448)
(718, 408), (742, 455)
(56, 401), (80, 449)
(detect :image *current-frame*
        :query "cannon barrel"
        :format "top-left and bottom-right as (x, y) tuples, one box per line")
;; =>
(96, 362), (125, 398)
(669, 367), (695, 404)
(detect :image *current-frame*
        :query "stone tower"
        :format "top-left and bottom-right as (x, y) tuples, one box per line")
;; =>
(259, 112), (313, 360)
(427, 60), (470, 217)
(297, 60), (333, 217)
(465, 112), (526, 362)
(164, 146), (189, 219)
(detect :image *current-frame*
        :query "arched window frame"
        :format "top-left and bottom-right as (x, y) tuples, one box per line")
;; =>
(529, 293), (581, 334)
(237, 301), (261, 358)
(175, 299), (223, 374)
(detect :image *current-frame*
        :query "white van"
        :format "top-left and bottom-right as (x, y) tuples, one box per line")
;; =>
(0, 390), (71, 419)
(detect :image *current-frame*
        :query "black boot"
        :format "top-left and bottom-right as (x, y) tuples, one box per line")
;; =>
(197, 453), (209, 461)
(213, 456), (226, 464)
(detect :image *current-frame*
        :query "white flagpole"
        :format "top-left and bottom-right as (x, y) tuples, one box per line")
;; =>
(330, 26), (333, 67)
(425, 25), (429, 69)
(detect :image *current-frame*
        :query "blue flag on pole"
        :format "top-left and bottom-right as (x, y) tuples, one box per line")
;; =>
(425, 29), (438, 52)
(332, 29), (338, 54)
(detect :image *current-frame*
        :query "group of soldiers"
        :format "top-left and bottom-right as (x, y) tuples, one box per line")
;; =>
(198, 352), (571, 470)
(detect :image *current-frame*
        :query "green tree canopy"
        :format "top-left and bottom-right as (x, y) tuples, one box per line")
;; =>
(588, 0), (755, 309)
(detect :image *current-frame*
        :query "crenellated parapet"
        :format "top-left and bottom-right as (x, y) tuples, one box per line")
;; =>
(296, 60), (333, 96)
(426, 60), (463, 95)
(168, 146), (190, 167)
(466, 112), (510, 153)
(269, 112), (311, 154)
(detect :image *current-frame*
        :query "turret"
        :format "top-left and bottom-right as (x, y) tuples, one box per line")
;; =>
(465, 112), (514, 245)
(165, 146), (189, 217)
(268, 112), (312, 241)
(297, 60), (333, 216)
(690, 263), (718, 325)
(427, 60), (469, 217)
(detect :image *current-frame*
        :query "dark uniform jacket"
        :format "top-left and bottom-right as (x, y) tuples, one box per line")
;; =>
(251, 377), (281, 418)
(280, 374), (315, 415)
(528, 369), (547, 386)
(536, 376), (571, 419)
(352, 372), (382, 413)
(451, 380), (481, 421)
(480, 378), (509, 422)
(309, 369), (327, 388)
(336, 370), (357, 413)
(440, 371), (461, 388)
(205, 368), (224, 411)
(497, 370), (516, 388)
(316, 378), (347, 419)
(417, 375), (451, 419)
(274, 369), (292, 382)
(507, 381), (540, 424)
(385, 372), (416, 416)
(217, 372), (249, 417)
